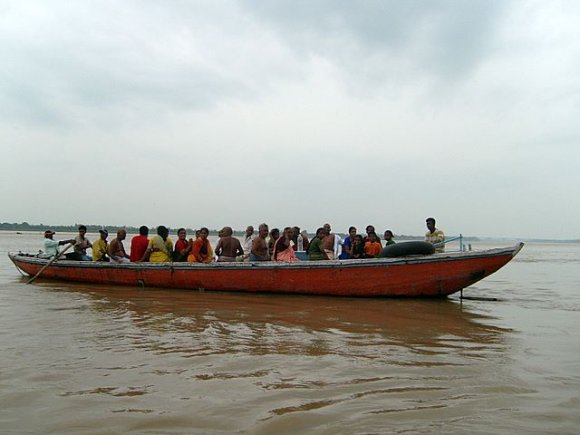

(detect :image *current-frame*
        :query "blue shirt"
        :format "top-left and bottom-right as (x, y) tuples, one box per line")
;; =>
(339, 236), (353, 259)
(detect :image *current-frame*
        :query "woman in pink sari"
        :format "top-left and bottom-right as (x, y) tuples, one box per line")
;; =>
(272, 227), (299, 262)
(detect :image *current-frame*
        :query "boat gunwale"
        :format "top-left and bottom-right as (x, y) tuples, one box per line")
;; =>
(9, 243), (524, 271)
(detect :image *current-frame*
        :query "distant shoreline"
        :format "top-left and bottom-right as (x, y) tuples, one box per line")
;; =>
(1, 224), (577, 243)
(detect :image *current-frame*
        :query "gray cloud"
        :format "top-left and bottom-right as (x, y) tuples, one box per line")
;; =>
(239, 0), (509, 83)
(1, 1), (580, 239)
(0, 1), (298, 126)
(0, 1), (512, 128)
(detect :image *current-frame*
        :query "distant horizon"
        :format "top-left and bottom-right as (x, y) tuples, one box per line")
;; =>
(1, 222), (578, 243)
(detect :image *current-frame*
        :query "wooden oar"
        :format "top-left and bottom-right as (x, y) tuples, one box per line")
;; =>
(27, 242), (74, 284)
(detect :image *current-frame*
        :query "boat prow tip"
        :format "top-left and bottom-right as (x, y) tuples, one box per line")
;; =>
(513, 242), (525, 257)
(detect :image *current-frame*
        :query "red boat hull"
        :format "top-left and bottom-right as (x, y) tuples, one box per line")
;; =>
(9, 244), (523, 297)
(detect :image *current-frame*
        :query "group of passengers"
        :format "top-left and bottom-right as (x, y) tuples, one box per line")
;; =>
(40, 218), (445, 263)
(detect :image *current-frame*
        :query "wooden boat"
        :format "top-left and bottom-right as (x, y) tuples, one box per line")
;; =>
(8, 243), (523, 297)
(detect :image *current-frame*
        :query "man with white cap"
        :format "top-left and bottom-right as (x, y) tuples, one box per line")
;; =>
(38, 230), (75, 259)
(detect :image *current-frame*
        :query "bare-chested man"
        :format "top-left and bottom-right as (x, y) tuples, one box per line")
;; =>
(250, 223), (270, 261)
(108, 229), (130, 263)
(321, 223), (340, 260)
(215, 226), (244, 262)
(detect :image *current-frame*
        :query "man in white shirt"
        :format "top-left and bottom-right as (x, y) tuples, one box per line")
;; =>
(38, 230), (75, 259)
(241, 225), (256, 261)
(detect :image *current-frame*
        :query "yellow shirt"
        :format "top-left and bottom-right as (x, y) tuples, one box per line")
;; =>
(92, 239), (108, 261)
(425, 229), (445, 252)
(148, 236), (173, 262)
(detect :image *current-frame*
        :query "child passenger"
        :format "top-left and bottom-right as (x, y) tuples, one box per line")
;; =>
(364, 232), (382, 258)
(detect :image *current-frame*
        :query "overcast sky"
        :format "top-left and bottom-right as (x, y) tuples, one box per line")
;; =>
(1, 0), (579, 239)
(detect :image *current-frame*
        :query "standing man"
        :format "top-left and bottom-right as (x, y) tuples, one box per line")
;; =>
(38, 230), (75, 259)
(241, 225), (256, 261)
(425, 217), (445, 253)
(108, 229), (130, 263)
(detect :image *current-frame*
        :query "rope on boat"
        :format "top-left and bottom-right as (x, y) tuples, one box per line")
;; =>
(459, 296), (500, 302)
(457, 289), (500, 301)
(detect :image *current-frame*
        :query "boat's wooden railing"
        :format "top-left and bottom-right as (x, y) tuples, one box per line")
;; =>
(433, 234), (472, 252)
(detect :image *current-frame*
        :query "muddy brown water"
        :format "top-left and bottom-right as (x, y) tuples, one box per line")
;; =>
(1, 232), (579, 434)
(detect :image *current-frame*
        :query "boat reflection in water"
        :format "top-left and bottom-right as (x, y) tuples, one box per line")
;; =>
(24, 282), (518, 433)
(53, 283), (509, 355)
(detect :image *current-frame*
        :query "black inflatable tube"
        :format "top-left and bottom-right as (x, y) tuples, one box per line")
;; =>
(378, 241), (435, 258)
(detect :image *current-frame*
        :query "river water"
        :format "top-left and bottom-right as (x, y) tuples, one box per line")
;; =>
(0, 232), (578, 434)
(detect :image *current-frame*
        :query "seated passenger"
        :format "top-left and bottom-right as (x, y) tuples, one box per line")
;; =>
(364, 225), (383, 248)
(250, 223), (270, 261)
(321, 223), (341, 260)
(130, 225), (149, 262)
(144, 226), (173, 262)
(300, 230), (310, 251)
(384, 229), (396, 246)
(339, 226), (357, 259)
(108, 229), (130, 263)
(241, 225), (256, 261)
(188, 227), (213, 263)
(215, 226), (244, 262)
(92, 229), (109, 262)
(72, 225), (92, 261)
(307, 228), (329, 261)
(173, 228), (192, 262)
(272, 227), (299, 262)
(268, 228), (280, 260)
(351, 235), (365, 259)
(364, 231), (382, 258)
(291, 226), (305, 251)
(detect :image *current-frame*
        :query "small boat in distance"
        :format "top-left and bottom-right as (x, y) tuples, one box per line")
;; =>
(9, 243), (524, 298)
